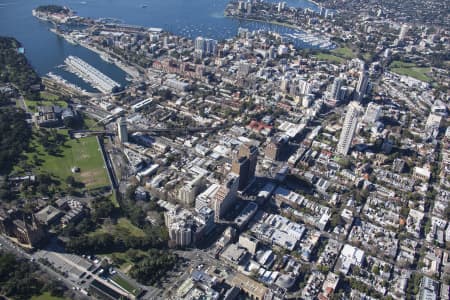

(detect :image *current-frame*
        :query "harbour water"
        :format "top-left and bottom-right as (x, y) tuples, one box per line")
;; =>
(0, 0), (321, 92)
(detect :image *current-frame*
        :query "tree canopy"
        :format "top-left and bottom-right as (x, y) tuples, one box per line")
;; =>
(0, 37), (41, 99)
(0, 107), (31, 174)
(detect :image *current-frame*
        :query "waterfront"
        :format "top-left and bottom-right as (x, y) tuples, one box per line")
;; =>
(0, 0), (320, 91)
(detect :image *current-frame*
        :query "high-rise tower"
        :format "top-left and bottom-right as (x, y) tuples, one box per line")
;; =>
(337, 102), (362, 155)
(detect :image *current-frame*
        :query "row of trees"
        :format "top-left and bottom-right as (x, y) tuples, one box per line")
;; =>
(35, 5), (69, 14)
(65, 231), (166, 254)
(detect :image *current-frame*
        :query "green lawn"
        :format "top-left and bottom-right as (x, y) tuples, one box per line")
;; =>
(110, 274), (140, 296)
(17, 130), (109, 190)
(331, 46), (356, 59)
(25, 92), (67, 113)
(31, 292), (65, 300)
(92, 218), (146, 238)
(116, 218), (146, 237)
(389, 61), (417, 68)
(315, 53), (345, 64)
(389, 61), (431, 82)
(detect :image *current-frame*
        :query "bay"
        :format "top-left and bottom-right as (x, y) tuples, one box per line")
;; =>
(0, 0), (320, 92)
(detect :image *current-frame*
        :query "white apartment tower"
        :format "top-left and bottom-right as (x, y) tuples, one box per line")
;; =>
(399, 24), (409, 40)
(194, 36), (217, 57)
(337, 102), (362, 155)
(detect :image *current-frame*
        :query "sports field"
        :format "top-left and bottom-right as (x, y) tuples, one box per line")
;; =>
(19, 130), (109, 190)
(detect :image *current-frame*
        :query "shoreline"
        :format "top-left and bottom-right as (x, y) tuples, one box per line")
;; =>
(49, 28), (140, 80)
(77, 41), (140, 80)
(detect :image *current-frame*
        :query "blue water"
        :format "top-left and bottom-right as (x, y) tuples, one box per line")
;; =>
(0, 0), (319, 91)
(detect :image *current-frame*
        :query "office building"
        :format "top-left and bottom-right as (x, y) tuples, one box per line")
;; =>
(336, 102), (361, 155)
(231, 156), (250, 190)
(230, 143), (258, 190)
(265, 137), (287, 161)
(213, 174), (239, 221)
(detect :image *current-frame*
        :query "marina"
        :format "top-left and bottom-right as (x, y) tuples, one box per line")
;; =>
(64, 56), (121, 94)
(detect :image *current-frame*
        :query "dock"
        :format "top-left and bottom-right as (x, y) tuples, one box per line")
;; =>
(64, 55), (120, 94)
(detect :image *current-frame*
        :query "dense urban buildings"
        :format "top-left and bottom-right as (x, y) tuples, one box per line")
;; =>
(0, 0), (449, 299)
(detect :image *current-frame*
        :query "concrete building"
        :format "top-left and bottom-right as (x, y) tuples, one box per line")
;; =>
(194, 206), (215, 238)
(227, 273), (268, 300)
(234, 201), (258, 230)
(330, 77), (343, 101)
(339, 244), (365, 275)
(399, 24), (409, 40)
(117, 117), (128, 143)
(35, 106), (75, 128)
(238, 234), (259, 255)
(195, 183), (220, 211)
(363, 102), (381, 124)
(355, 70), (369, 101)
(413, 166), (431, 182)
(417, 276), (439, 300)
(336, 102), (361, 155)
(35, 205), (63, 226)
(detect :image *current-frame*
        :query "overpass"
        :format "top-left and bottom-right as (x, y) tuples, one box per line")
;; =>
(70, 124), (230, 138)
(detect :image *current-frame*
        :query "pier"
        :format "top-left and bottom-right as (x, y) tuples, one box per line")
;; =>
(64, 55), (120, 94)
